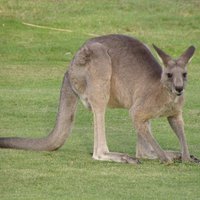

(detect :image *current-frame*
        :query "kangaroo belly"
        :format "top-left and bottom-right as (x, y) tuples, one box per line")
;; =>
(108, 75), (133, 109)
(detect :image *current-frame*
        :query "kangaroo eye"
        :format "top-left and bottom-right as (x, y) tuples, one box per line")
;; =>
(167, 73), (173, 78)
(183, 73), (187, 78)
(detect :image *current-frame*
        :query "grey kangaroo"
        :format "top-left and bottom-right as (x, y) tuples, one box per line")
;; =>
(0, 34), (199, 164)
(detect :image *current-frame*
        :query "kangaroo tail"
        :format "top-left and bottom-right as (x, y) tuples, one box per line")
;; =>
(0, 72), (78, 151)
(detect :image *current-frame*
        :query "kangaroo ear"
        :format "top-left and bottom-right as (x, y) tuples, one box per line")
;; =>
(178, 46), (195, 65)
(153, 44), (172, 67)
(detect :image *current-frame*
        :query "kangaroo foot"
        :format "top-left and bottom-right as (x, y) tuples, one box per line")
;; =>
(164, 151), (181, 161)
(165, 151), (200, 164)
(93, 152), (140, 164)
(190, 155), (200, 164)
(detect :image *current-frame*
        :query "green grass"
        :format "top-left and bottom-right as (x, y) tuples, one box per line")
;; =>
(1, 0), (200, 199)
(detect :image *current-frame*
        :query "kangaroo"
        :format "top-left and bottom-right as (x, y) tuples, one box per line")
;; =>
(0, 34), (199, 164)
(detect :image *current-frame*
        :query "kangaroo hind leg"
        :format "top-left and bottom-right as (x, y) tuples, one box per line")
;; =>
(92, 104), (139, 164)
(131, 108), (172, 163)
(80, 42), (139, 164)
(136, 135), (182, 161)
(135, 114), (184, 162)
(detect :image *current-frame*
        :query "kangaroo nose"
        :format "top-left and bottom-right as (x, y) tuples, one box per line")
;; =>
(175, 86), (183, 93)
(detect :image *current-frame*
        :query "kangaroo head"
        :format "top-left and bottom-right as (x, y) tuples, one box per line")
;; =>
(153, 44), (195, 96)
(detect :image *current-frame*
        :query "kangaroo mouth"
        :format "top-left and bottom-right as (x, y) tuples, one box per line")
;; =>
(176, 92), (183, 96)
(172, 88), (184, 96)
(174, 90), (183, 96)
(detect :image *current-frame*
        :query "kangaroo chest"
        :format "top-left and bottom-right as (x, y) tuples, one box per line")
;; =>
(151, 96), (183, 119)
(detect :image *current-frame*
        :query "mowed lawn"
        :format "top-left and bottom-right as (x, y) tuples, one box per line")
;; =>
(0, 0), (200, 199)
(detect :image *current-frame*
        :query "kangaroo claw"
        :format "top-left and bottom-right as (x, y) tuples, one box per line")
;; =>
(190, 155), (200, 164)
